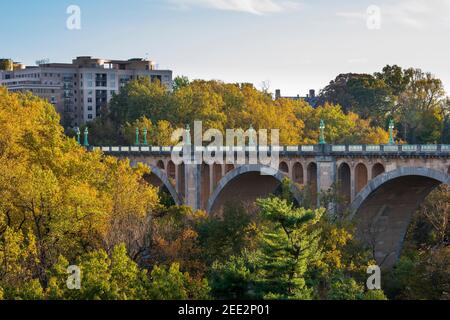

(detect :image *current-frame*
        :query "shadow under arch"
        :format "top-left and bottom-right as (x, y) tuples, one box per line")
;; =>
(207, 164), (302, 214)
(144, 165), (183, 206)
(349, 167), (450, 268)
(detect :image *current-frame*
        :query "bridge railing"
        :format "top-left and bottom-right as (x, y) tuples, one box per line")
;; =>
(327, 144), (450, 154)
(92, 144), (450, 156)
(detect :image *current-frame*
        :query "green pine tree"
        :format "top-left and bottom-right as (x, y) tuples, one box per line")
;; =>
(256, 197), (324, 299)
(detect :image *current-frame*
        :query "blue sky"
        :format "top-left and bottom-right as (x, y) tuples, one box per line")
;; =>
(1, 0), (450, 95)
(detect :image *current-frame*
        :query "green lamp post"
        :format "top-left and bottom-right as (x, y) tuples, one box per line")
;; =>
(143, 127), (148, 146)
(319, 119), (326, 144)
(83, 127), (89, 147)
(76, 127), (81, 145)
(185, 124), (191, 145)
(135, 127), (140, 146)
(388, 119), (395, 145)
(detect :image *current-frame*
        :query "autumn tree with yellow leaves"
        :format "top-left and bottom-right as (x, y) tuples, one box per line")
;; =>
(88, 78), (389, 146)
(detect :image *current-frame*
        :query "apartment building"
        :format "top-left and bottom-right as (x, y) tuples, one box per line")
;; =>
(0, 57), (173, 128)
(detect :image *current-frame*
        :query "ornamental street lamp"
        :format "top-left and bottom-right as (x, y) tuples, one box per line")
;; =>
(143, 127), (148, 146)
(388, 119), (395, 145)
(83, 127), (89, 147)
(319, 119), (326, 144)
(135, 127), (140, 146)
(75, 127), (81, 145)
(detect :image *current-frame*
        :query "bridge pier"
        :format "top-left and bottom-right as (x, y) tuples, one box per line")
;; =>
(184, 163), (201, 211)
(316, 156), (337, 206)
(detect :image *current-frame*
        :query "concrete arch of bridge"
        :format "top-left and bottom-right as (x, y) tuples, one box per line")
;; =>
(144, 165), (183, 206)
(350, 167), (450, 268)
(207, 164), (302, 214)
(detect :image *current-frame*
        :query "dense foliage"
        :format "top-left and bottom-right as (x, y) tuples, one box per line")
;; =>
(318, 65), (449, 144)
(1, 61), (449, 300)
(384, 185), (449, 300)
(85, 78), (389, 146)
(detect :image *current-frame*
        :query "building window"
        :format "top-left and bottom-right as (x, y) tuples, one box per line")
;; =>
(87, 106), (93, 111)
(88, 114), (93, 119)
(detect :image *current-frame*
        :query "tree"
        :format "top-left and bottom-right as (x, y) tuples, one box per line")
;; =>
(209, 252), (259, 300)
(44, 245), (210, 300)
(0, 59), (13, 71)
(92, 78), (390, 146)
(0, 228), (42, 299)
(327, 272), (365, 300)
(151, 120), (176, 146)
(385, 247), (450, 300)
(318, 73), (392, 124)
(394, 69), (446, 143)
(297, 103), (389, 144)
(109, 77), (175, 125)
(0, 88), (160, 291)
(147, 263), (209, 300)
(375, 65), (412, 97)
(148, 206), (207, 277)
(319, 66), (449, 144)
(256, 197), (324, 299)
(198, 205), (259, 265)
(384, 185), (449, 300)
(416, 186), (449, 246)
(173, 76), (190, 91)
(121, 116), (153, 145)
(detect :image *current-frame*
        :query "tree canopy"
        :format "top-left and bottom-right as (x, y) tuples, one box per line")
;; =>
(318, 65), (449, 144)
(87, 78), (389, 146)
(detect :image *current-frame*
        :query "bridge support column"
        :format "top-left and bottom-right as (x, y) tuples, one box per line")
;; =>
(350, 164), (356, 202)
(184, 163), (200, 211)
(316, 156), (336, 206)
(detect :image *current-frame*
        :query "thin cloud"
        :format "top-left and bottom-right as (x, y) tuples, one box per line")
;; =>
(336, 12), (365, 20)
(169, 0), (303, 15)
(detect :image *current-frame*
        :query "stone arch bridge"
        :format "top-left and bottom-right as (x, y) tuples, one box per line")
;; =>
(95, 144), (450, 268)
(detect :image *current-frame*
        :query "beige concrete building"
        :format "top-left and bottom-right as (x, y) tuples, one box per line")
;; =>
(0, 57), (173, 128)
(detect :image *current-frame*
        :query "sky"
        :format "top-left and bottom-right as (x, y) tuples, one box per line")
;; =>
(1, 0), (450, 96)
